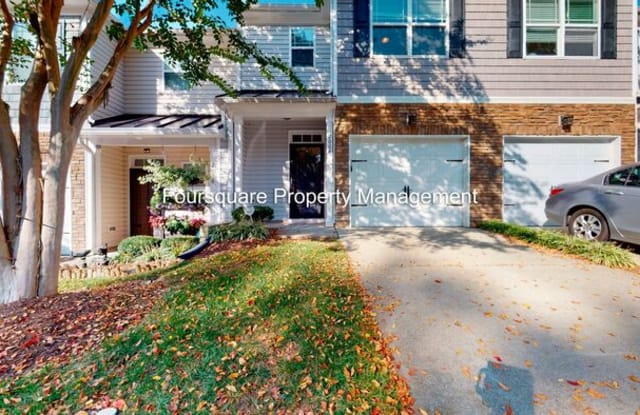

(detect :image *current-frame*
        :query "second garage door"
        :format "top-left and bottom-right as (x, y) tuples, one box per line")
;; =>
(350, 136), (470, 227)
(503, 136), (620, 226)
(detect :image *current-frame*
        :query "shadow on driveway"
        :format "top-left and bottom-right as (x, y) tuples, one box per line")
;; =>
(341, 228), (640, 414)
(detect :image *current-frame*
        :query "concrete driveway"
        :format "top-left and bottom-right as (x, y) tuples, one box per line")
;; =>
(340, 228), (640, 415)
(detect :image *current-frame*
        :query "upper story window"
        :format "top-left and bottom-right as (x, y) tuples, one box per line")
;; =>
(290, 28), (315, 67)
(525, 0), (599, 57)
(7, 16), (80, 84)
(371, 0), (447, 57)
(163, 60), (190, 91)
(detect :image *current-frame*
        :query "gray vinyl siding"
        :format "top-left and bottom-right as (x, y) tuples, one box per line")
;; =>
(242, 119), (326, 220)
(90, 28), (126, 119)
(337, 0), (634, 100)
(241, 26), (331, 90)
(4, 16), (85, 126)
(123, 49), (237, 114)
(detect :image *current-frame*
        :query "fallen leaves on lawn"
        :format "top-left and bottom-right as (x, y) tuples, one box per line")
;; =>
(0, 279), (166, 377)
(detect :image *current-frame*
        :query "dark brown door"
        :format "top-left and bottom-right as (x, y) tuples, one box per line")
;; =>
(130, 169), (153, 236)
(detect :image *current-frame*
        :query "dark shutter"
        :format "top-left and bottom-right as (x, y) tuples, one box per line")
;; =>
(449, 0), (466, 58)
(353, 0), (370, 58)
(601, 0), (617, 59)
(506, 0), (523, 58)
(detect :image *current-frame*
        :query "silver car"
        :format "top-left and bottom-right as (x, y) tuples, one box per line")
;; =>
(544, 162), (640, 244)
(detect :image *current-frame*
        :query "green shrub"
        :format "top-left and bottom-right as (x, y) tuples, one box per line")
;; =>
(231, 205), (274, 223)
(161, 236), (199, 256)
(209, 222), (269, 243)
(478, 220), (636, 269)
(117, 236), (160, 258)
(139, 246), (166, 262)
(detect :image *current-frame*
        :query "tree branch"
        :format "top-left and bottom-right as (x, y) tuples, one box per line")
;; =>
(71, 0), (155, 127)
(57, 0), (115, 113)
(0, 0), (14, 96)
(37, 0), (63, 94)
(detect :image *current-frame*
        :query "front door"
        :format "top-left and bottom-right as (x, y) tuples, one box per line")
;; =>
(290, 144), (324, 219)
(129, 169), (153, 236)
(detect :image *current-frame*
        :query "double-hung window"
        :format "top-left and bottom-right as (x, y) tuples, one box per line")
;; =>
(372, 0), (448, 56)
(525, 0), (599, 57)
(291, 28), (315, 67)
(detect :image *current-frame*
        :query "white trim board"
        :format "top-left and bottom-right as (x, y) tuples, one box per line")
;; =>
(337, 96), (635, 105)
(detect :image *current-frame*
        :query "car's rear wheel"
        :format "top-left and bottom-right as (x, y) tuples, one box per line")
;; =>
(568, 208), (609, 241)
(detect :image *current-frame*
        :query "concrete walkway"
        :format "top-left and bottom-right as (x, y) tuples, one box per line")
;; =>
(340, 228), (640, 415)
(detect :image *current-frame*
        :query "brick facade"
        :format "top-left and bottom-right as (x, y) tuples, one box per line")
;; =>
(69, 149), (85, 251)
(335, 103), (636, 227)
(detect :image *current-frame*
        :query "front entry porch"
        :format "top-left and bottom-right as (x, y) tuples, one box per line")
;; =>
(214, 92), (336, 227)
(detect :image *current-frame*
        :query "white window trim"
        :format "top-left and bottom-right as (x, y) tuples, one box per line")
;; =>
(129, 155), (166, 169)
(370, 0), (450, 58)
(289, 27), (316, 68)
(523, 0), (601, 59)
(289, 130), (325, 144)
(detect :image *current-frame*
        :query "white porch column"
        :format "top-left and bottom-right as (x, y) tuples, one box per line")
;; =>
(210, 114), (235, 224)
(83, 143), (96, 251)
(233, 116), (244, 209)
(80, 139), (102, 252)
(325, 110), (336, 227)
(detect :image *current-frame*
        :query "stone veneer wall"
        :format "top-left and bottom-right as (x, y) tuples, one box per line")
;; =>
(334, 104), (636, 227)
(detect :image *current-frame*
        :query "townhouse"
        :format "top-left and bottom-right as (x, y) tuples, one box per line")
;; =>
(4, 0), (637, 254)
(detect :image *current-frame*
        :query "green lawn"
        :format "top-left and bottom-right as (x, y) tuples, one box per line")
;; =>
(0, 241), (412, 414)
(478, 220), (637, 269)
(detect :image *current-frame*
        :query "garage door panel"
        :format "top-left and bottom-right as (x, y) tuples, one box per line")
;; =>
(350, 137), (469, 227)
(504, 137), (618, 226)
(352, 205), (466, 227)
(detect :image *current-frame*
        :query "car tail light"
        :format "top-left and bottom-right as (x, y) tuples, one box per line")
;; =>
(550, 187), (564, 197)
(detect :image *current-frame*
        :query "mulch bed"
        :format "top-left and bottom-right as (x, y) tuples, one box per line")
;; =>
(194, 228), (279, 259)
(0, 231), (280, 380)
(0, 279), (167, 379)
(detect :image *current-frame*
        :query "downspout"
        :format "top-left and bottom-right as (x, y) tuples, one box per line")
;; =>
(330, 0), (338, 96)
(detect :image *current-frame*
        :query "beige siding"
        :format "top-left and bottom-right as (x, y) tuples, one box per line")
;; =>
(337, 0), (635, 100)
(241, 26), (331, 90)
(99, 147), (128, 249)
(122, 146), (210, 166)
(242, 119), (326, 220)
(98, 146), (210, 248)
(123, 50), (236, 114)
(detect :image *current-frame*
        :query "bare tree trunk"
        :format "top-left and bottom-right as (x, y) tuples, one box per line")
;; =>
(38, 131), (72, 297)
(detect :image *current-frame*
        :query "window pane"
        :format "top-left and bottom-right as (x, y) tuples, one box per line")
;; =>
(526, 27), (558, 55)
(373, 0), (408, 23)
(292, 49), (314, 67)
(412, 0), (446, 23)
(527, 0), (559, 23)
(565, 28), (597, 56)
(566, 0), (597, 23)
(412, 27), (446, 55)
(291, 28), (314, 47)
(164, 73), (190, 91)
(373, 26), (408, 55)
(626, 168), (640, 187)
(607, 169), (631, 186)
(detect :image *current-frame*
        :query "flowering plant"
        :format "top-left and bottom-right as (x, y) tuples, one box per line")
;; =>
(190, 217), (207, 229)
(149, 214), (166, 228)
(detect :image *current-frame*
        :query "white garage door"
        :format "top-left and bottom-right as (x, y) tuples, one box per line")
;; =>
(503, 136), (620, 226)
(350, 136), (470, 227)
